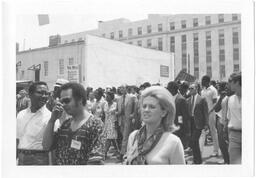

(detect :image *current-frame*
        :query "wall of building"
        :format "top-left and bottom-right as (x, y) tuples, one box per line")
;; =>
(59, 14), (241, 81)
(16, 42), (85, 90)
(84, 35), (174, 88)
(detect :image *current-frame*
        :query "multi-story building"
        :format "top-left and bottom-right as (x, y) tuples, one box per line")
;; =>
(57, 14), (241, 81)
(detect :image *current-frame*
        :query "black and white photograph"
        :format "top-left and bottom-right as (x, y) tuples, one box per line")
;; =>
(1, 0), (255, 177)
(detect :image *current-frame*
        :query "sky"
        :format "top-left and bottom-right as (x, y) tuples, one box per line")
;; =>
(14, 0), (245, 50)
(16, 13), (148, 50)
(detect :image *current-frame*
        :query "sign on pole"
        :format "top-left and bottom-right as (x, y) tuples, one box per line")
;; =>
(67, 65), (79, 82)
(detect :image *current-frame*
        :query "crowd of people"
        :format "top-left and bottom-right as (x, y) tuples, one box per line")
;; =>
(16, 72), (241, 165)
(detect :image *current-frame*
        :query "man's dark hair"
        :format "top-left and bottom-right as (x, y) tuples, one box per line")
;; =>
(143, 82), (151, 89)
(210, 80), (217, 87)
(106, 91), (115, 100)
(218, 81), (227, 92)
(167, 81), (179, 93)
(60, 82), (87, 106)
(201, 75), (211, 86)
(229, 72), (241, 86)
(28, 81), (48, 95)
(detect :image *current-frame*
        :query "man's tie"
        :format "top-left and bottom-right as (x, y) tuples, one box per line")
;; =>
(191, 95), (195, 116)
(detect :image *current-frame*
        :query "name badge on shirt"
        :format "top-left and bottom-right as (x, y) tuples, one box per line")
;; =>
(71, 139), (81, 150)
(178, 116), (183, 124)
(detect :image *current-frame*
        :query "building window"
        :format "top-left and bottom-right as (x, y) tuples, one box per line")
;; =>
(102, 34), (106, 37)
(170, 22), (175, 30)
(193, 18), (198, 27)
(44, 61), (48, 76)
(206, 31), (211, 47)
(205, 16), (211, 25)
(59, 59), (64, 75)
(219, 29), (225, 46)
(206, 50), (212, 63)
(158, 24), (163, 32)
(219, 49), (225, 62)
(69, 57), (74, 65)
(193, 33), (199, 67)
(147, 25), (152, 33)
(218, 14), (224, 23)
(110, 32), (114, 39)
(119, 30), (123, 38)
(194, 67), (199, 79)
(234, 64), (239, 72)
(233, 48), (239, 61)
(158, 38), (163, 51)
(138, 27), (142, 35)
(232, 29), (239, 44)
(64, 40), (68, 43)
(206, 66), (212, 78)
(128, 28), (133, 37)
(181, 20), (186, 29)
(181, 35), (186, 51)
(181, 34), (187, 71)
(128, 41), (133, 45)
(147, 39), (152, 48)
(137, 40), (142, 46)
(220, 65), (226, 78)
(170, 36), (175, 52)
(232, 14), (238, 21)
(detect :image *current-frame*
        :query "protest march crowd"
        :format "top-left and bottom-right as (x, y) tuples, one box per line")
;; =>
(16, 72), (241, 165)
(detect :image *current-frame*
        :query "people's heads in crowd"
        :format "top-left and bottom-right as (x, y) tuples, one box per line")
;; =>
(111, 87), (117, 94)
(29, 81), (49, 109)
(188, 83), (199, 96)
(119, 84), (127, 95)
(167, 81), (179, 96)
(53, 79), (69, 99)
(88, 91), (95, 101)
(228, 72), (241, 93)
(94, 88), (104, 101)
(201, 75), (211, 88)
(106, 85), (112, 92)
(106, 91), (115, 103)
(143, 82), (151, 89)
(140, 86), (176, 132)
(179, 81), (189, 97)
(59, 82), (87, 115)
(210, 80), (217, 89)
(19, 89), (27, 98)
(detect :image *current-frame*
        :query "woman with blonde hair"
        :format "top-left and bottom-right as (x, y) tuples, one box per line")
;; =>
(125, 86), (185, 164)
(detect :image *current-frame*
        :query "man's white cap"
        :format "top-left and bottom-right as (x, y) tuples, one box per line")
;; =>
(54, 78), (69, 87)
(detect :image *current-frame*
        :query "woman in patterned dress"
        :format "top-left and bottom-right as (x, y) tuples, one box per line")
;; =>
(104, 91), (120, 159)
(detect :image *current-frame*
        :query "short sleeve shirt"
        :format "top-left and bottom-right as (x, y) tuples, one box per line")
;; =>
(201, 85), (218, 111)
(227, 95), (242, 129)
(54, 116), (105, 165)
(16, 105), (60, 150)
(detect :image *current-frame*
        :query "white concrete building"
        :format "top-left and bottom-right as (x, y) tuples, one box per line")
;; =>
(59, 14), (241, 81)
(17, 35), (174, 90)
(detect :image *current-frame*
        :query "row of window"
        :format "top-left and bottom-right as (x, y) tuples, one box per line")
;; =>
(105, 14), (239, 39)
(43, 58), (75, 76)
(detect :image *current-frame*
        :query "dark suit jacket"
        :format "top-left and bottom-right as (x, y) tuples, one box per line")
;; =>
(187, 94), (209, 130)
(174, 94), (190, 135)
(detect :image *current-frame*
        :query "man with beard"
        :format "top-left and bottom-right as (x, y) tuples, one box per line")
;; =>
(16, 81), (60, 165)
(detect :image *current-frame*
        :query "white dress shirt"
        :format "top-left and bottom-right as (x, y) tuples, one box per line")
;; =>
(17, 105), (59, 150)
(201, 85), (218, 111)
(227, 95), (242, 130)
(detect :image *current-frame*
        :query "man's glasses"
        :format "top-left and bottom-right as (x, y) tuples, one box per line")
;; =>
(188, 87), (195, 90)
(60, 98), (71, 104)
(34, 91), (50, 96)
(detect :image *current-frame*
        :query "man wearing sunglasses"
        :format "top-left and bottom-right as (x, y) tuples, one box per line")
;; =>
(16, 81), (59, 165)
(43, 82), (104, 165)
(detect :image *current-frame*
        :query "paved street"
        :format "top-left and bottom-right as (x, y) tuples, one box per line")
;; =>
(104, 144), (224, 165)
